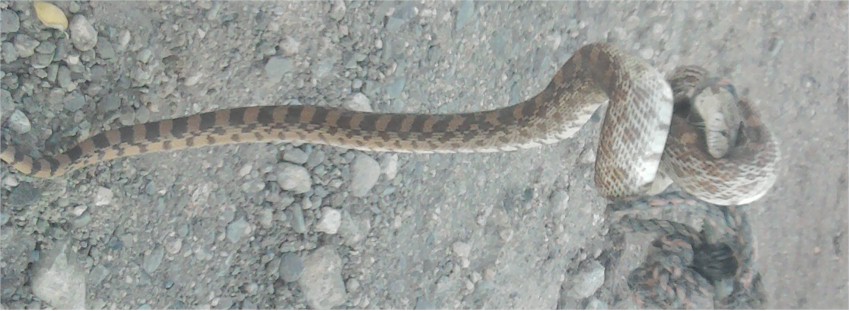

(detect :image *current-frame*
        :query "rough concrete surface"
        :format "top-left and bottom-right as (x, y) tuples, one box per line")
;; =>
(0, 1), (847, 309)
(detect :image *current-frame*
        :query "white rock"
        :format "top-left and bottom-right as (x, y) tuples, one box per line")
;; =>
(344, 93), (372, 112)
(380, 154), (399, 180)
(70, 15), (98, 51)
(32, 241), (86, 309)
(316, 207), (342, 234)
(452, 241), (471, 258)
(94, 187), (113, 206)
(8, 110), (30, 134)
(349, 154), (380, 197)
(276, 163), (311, 194)
(299, 246), (347, 309)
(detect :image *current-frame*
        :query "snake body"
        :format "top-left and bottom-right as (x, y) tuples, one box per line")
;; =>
(0, 43), (778, 205)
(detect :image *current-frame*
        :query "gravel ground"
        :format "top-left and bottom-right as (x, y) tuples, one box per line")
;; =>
(0, 1), (847, 309)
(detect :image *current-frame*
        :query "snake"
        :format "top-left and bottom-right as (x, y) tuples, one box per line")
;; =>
(0, 43), (779, 205)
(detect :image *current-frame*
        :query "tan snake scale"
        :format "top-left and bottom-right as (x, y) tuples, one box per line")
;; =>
(0, 43), (779, 205)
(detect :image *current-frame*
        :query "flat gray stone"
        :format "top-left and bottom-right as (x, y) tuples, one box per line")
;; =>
(1, 9), (20, 34)
(349, 154), (380, 197)
(279, 252), (304, 283)
(264, 56), (292, 82)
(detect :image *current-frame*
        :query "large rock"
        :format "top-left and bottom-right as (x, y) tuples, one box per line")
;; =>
(298, 246), (346, 309)
(31, 241), (87, 309)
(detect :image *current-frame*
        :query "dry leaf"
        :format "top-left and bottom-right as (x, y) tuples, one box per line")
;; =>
(34, 1), (68, 31)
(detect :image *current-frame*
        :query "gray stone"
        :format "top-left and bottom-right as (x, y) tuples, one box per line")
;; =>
(549, 189), (569, 210)
(282, 148), (309, 164)
(13, 34), (40, 58)
(329, 0), (346, 21)
(137, 48), (153, 63)
(142, 245), (164, 273)
(345, 92), (372, 112)
(455, 0), (475, 31)
(64, 91), (86, 112)
(226, 217), (253, 243)
(35, 41), (56, 55)
(338, 211), (366, 246)
(264, 56), (291, 82)
(585, 298), (608, 309)
(2, 42), (18, 63)
(0, 89), (12, 119)
(70, 15), (98, 51)
(380, 154), (399, 180)
(315, 207), (342, 234)
(98, 94), (121, 113)
(94, 186), (113, 206)
(31, 53), (53, 69)
(305, 149), (325, 169)
(452, 241), (471, 258)
(279, 252), (304, 282)
(385, 78), (406, 98)
(349, 154), (380, 197)
(1, 9), (20, 34)
(7, 110), (31, 134)
(131, 66), (152, 86)
(95, 37), (115, 59)
(290, 201), (307, 233)
(88, 264), (110, 286)
(567, 260), (605, 299)
(31, 241), (87, 309)
(57, 65), (75, 91)
(299, 246), (346, 309)
(257, 208), (274, 229)
(276, 163), (311, 194)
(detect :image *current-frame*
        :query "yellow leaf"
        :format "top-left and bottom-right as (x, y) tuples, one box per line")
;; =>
(34, 1), (68, 32)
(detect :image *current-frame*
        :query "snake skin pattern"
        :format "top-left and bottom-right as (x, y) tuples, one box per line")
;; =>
(0, 43), (778, 204)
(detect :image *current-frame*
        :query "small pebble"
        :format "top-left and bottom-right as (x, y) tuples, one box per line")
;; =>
(3, 175), (19, 187)
(265, 56), (292, 82)
(316, 207), (342, 234)
(164, 238), (182, 255)
(13, 34), (40, 58)
(94, 187), (113, 206)
(70, 205), (87, 217)
(95, 38), (116, 59)
(7, 110), (31, 134)
(142, 245), (165, 273)
(330, 0), (346, 21)
(226, 217), (253, 243)
(1, 42), (18, 63)
(276, 163), (312, 194)
(349, 154), (380, 197)
(380, 154), (398, 180)
(64, 92), (86, 111)
(258, 208), (274, 228)
(452, 241), (471, 258)
(282, 148), (309, 164)
(1, 9), (20, 34)
(279, 252), (304, 282)
(345, 93), (372, 112)
(70, 15), (98, 51)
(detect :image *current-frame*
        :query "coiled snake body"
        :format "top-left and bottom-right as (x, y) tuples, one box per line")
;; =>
(0, 43), (779, 205)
